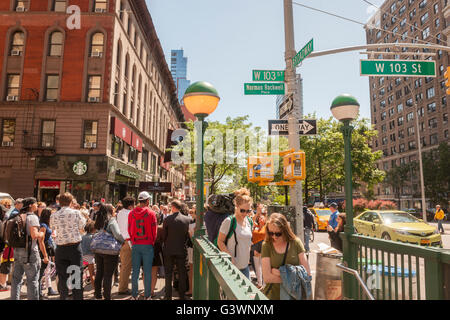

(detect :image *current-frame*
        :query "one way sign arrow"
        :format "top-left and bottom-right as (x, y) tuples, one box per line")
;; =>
(269, 119), (317, 136)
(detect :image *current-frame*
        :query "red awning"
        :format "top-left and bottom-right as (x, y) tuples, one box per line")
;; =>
(111, 117), (132, 145)
(132, 132), (143, 152)
(39, 181), (61, 189)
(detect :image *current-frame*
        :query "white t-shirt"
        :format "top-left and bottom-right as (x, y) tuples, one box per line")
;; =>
(219, 216), (252, 270)
(116, 208), (131, 240)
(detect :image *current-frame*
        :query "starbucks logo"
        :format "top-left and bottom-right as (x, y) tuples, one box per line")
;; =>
(73, 161), (88, 176)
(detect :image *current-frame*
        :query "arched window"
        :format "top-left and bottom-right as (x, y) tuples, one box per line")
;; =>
(10, 31), (25, 56)
(90, 32), (104, 57)
(48, 31), (63, 57)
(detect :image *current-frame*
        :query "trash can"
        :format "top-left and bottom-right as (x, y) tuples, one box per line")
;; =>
(314, 252), (343, 300)
(365, 264), (417, 300)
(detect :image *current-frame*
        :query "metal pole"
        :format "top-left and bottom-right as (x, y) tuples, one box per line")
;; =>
(193, 115), (206, 300)
(414, 104), (427, 222)
(284, 0), (304, 240)
(341, 120), (358, 299)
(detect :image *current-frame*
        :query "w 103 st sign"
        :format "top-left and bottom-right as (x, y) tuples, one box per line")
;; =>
(360, 59), (436, 77)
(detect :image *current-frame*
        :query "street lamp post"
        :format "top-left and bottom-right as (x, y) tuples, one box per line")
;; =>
(330, 94), (360, 300)
(183, 81), (220, 300)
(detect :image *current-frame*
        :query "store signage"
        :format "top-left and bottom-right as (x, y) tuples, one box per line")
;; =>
(117, 168), (139, 179)
(139, 182), (172, 193)
(111, 117), (132, 145)
(132, 132), (143, 152)
(73, 161), (88, 176)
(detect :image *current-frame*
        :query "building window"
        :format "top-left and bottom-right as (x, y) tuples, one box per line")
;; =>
(407, 112), (414, 122)
(87, 75), (101, 102)
(427, 102), (436, 113)
(6, 74), (20, 100)
(111, 136), (123, 158)
(94, 0), (107, 12)
(10, 31), (25, 56)
(90, 33), (104, 57)
(53, 0), (66, 12)
(1, 119), (15, 147)
(45, 75), (59, 101)
(48, 31), (63, 57)
(408, 141), (416, 150)
(426, 87), (435, 99)
(83, 120), (98, 148)
(428, 118), (437, 128)
(444, 113), (448, 124)
(113, 81), (119, 107)
(142, 150), (149, 171)
(420, 12), (429, 25)
(41, 120), (55, 148)
(128, 147), (137, 164)
(430, 134), (438, 145)
(422, 27), (430, 39)
(399, 130), (405, 139)
(15, 0), (29, 11)
(407, 126), (415, 136)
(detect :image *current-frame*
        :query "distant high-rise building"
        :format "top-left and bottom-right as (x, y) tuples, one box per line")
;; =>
(171, 49), (191, 102)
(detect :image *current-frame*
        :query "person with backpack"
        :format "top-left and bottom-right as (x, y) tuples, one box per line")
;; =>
(93, 204), (124, 300)
(162, 200), (191, 300)
(204, 194), (232, 243)
(128, 192), (157, 300)
(10, 197), (45, 300)
(217, 188), (254, 279)
(0, 200), (13, 292)
(50, 192), (86, 300)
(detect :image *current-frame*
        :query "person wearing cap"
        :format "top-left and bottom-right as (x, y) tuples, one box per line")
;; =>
(128, 191), (157, 300)
(11, 197), (45, 300)
(434, 205), (445, 234)
(89, 202), (100, 221)
(327, 203), (340, 249)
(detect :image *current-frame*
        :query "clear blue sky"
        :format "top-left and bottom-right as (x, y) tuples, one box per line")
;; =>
(146, 0), (385, 131)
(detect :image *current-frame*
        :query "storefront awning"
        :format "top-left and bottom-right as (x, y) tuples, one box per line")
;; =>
(111, 117), (132, 145)
(132, 132), (143, 152)
(39, 180), (61, 189)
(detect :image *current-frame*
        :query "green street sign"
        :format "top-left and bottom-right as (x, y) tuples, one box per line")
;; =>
(252, 70), (285, 82)
(360, 59), (436, 77)
(244, 83), (285, 95)
(293, 38), (313, 68)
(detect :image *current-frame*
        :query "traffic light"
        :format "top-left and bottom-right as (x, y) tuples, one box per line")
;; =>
(445, 66), (450, 95)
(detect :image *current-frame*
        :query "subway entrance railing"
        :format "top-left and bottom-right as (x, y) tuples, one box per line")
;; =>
(192, 235), (268, 300)
(342, 234), (450, 300)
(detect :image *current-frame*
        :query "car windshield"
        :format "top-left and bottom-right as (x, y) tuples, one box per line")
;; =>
(380, 212), (419, 224)
(315, 209), (332, 216)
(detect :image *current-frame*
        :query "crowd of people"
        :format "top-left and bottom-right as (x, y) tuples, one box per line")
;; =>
(0, 187), (317, 301)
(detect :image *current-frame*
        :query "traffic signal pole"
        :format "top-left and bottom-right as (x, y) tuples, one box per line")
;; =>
(283, 0), (304, 240)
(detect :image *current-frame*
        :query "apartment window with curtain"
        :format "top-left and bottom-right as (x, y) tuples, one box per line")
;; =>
(1, 119), (16, 147)
(53, 0), (67, 12)
(94, 0), (107, 12)
(41, 120), (56, 148)
(10, 31), (25, 56)
(45, 75), (59, 101)
(48, 32), (63, 56)
(6, 74), (20, 101)
(87, 75), (101, 102)
(90, 33), (104, 57)
(83, 120), (98, 148)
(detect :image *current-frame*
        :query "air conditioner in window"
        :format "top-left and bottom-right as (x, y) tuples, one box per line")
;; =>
(16, 6), (25, 12)
(6, 95), (18, 101)
(95, 8), (107, 13)
(88, 97), (100, 102)
(11, 50), (21, 56)
(92, 51), (103, 58)
(1, 141), (13, 147)
(84, 142), (97, 148)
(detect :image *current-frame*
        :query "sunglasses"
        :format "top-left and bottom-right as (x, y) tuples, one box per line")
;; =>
(267, 231), (283, 237)
(240, 209), (252, 214)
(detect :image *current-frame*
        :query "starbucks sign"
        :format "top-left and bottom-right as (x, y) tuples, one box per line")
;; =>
(73, 160), (88, 176)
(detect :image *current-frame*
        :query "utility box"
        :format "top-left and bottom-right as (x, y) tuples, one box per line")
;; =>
(283, 151), (306, 181)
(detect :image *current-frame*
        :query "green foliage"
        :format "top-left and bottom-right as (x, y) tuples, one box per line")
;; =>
(422, 142), (450, 207)
(300, 115), (385, 203)
(383, 161), (417, 204)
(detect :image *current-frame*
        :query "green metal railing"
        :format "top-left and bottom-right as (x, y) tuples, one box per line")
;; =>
(193, 235), (268, 300)
(342, 234), (450, 300)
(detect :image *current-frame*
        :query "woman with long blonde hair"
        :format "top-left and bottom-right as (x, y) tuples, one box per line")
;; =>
(217, 188), (254, 278)
(261, 213), (311, 300)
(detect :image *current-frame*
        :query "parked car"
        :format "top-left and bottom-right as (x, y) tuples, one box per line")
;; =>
(309, 207), (332, 231)
(354, 210), (442, 247)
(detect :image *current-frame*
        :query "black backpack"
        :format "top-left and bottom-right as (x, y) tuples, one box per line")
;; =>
(4, 213), (28, 248)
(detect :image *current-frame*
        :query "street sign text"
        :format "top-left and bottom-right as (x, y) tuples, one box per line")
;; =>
(252, 70), (285, 82)
(293, 39), (314, 68)
(268, 119), (317, 135)
(360, 59), (436, 77)
(244, 83), (285, 95)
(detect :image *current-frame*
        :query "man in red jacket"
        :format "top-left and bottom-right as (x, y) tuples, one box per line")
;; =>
(128, 191), (157, 300)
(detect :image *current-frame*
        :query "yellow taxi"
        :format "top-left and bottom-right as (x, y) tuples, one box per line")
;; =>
(354, 210), (442, 247)
(309, 207), (333, 231)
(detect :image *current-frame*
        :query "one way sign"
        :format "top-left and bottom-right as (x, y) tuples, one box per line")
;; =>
(268, 119), (317, 136)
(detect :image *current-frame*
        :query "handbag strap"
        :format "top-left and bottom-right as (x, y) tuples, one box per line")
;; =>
(281, 241), (290, 266)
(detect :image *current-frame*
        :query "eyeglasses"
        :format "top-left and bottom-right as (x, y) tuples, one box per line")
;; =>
(240, 209), (252, 214)
(267, 231), (283, 237)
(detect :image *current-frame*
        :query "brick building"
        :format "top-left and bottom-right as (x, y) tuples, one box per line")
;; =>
(366, 0), (450, 209)
(0, 0), (186, 204)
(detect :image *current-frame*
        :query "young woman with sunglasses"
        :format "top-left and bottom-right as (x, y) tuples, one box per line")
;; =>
(217, 188), (254, 279)
(261, 213), (311, 300)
